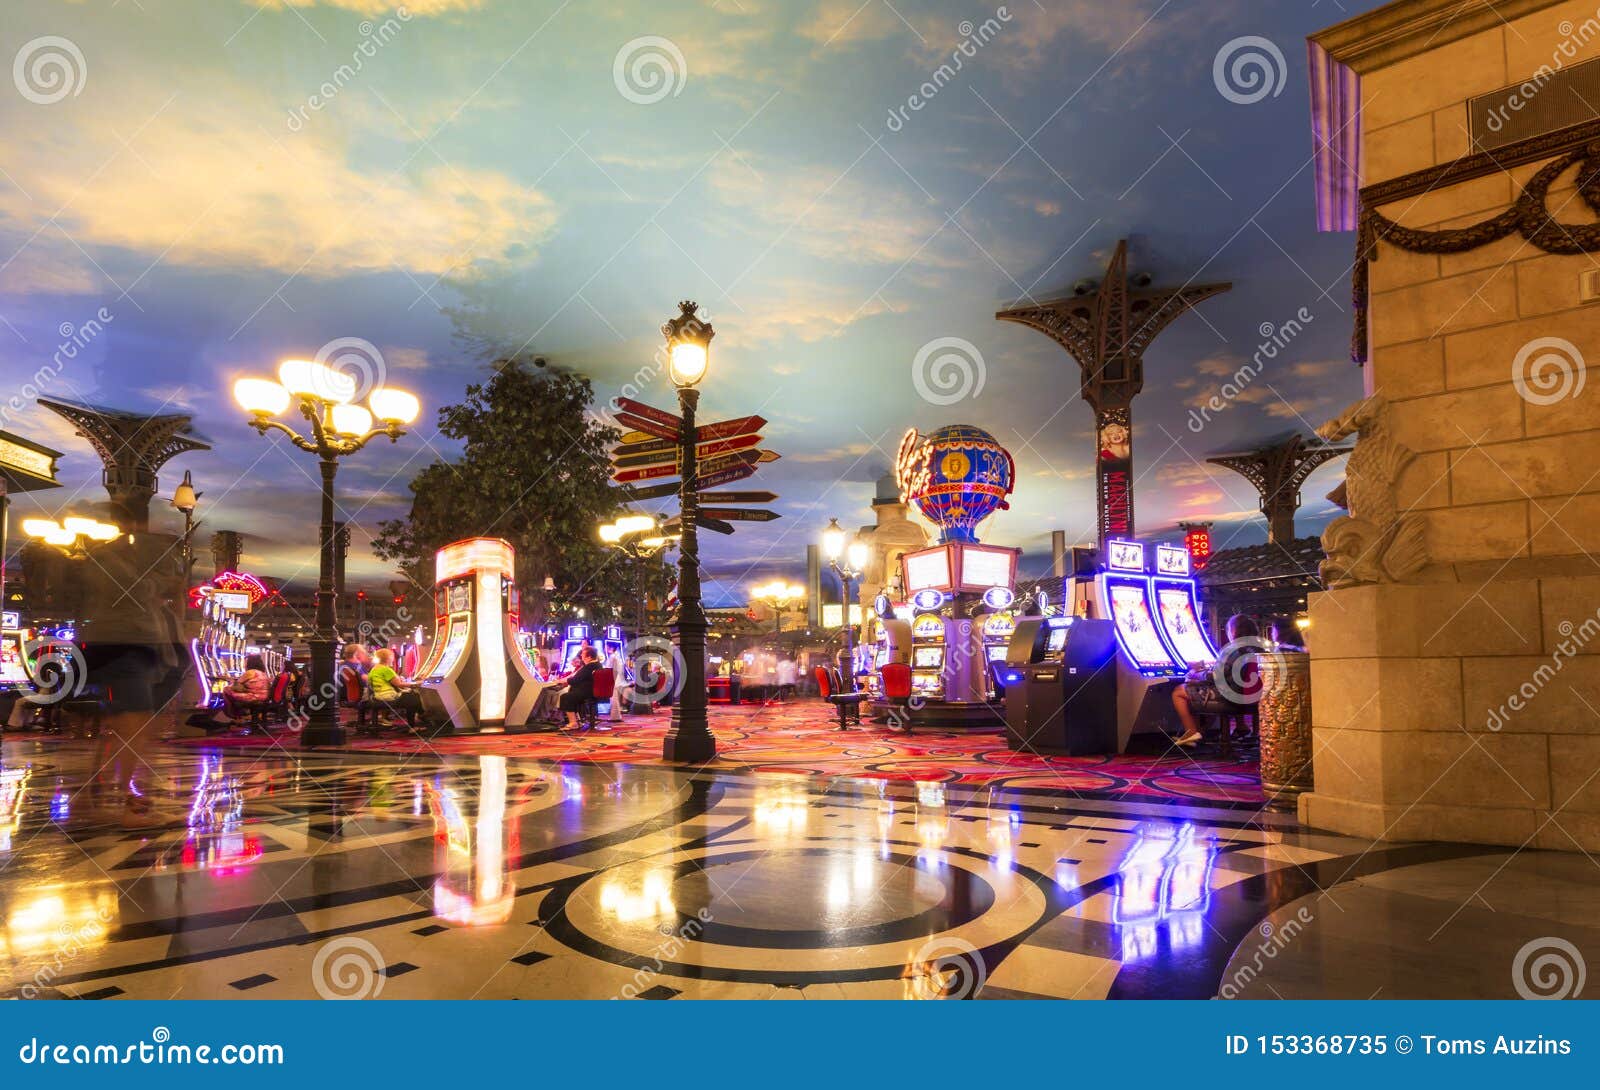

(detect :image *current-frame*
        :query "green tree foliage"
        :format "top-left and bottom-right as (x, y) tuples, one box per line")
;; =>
(374, 358), (672, 627)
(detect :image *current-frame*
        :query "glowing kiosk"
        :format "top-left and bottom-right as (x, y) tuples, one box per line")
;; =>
(414, 537), (546, 735)
(870, 425), (1020, 728)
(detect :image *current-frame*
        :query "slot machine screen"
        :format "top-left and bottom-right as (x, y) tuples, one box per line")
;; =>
(1108, 583), (1177, 670)
(1046, 626), (1069, 653)
(986, 645), (1008, 662)
(913, 647), (943, 669)
(904, 550), (951, 592)
(447, 582), (471, 613)
(0, 635), (28, 685)
(1155, 586), (1214, 666)
(430, 618), (471, 680)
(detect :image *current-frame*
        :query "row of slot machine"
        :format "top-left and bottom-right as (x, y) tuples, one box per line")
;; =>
(190, 594), (248, 703)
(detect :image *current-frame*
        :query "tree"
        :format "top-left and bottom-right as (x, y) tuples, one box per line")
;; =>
(374, 358), (672, 628)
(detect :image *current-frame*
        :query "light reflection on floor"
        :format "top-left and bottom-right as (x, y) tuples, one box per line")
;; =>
(0, 737), (1577, 1000)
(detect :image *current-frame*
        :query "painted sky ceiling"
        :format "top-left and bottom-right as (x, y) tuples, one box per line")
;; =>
(0, 0), (1370, 607)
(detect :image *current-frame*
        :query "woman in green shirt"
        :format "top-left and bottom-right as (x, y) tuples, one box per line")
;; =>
(369, 648), (424, 729)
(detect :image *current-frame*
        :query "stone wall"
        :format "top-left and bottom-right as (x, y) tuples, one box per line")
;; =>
(1304, 0), (1600, 849)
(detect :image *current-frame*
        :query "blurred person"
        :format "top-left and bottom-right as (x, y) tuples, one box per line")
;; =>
(1271, 617), (1307, 652)
(220, 653), (271, 720)
(1172, 614), (1261, 747)
(559, 647), (603, 731)
(604, 646), (630, 722)
(777, 657), (797, 702)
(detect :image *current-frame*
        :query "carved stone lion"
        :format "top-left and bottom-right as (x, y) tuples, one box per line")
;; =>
(1315, 394), (1427, 588)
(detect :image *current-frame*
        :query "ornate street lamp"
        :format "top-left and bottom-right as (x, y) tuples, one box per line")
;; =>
(822, 517), (869, 693)
(171, 470), (201, 583)
(751, 579), (805, 638)
(660, 301), (715, 764)
(21, 514), (123, 558)
(599, 514), (679, 636)
(233, 358), (420, 747)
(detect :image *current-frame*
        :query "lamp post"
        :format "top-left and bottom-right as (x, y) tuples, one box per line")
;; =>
(599, 514), (679, 636)
(660, 300), (715, 764)
(172, 470), (201, 584)
(232, 358), (420, 748)
(21, 514), (124, 558)
(751, 579), (805, 638)
(822, 517), (869, 692)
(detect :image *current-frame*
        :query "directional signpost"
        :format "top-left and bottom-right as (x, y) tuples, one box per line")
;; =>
(609, 400), (781, 531)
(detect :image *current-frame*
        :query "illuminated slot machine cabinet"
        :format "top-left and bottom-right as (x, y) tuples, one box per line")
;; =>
(976, 586), (1019, 699)
(414, 537), (547, 735)
(1148, 543), (1218, 670)
(558, 623), (592, 671)
(599, 624), (625, 661)
(1091, 539), (1191, 751)
(1, 611), (32, 694)
(883, 540), (1019, 727)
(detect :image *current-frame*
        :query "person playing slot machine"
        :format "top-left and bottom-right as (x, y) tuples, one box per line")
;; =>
(1172, 614), (1261, 748)
(368, 648), (424, 730)
(559, 647), (604, 732)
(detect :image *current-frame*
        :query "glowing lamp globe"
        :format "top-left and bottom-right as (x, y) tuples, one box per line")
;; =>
(894, 424), (1015, 544)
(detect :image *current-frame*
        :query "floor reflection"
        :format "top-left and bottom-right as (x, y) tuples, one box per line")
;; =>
(1113, 824), (1218, 963)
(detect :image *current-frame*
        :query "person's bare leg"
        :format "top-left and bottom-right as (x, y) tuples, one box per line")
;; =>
(1172, 687), (1203, 743)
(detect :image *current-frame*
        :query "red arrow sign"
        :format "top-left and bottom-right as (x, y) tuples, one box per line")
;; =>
(611, 460), (682, 484)
(695, 415), (766, 443)
(610, 433), (761, 469)
(613, 411), (679, 442)
(699, 508), (781, 522)
(613, 397), (682, 429)
(614, 480), (681, 501)
(695, 463), (757, 490)
(696, 449), (762, 477)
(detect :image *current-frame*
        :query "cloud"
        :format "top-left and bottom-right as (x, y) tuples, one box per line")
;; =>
(0, 96), (557, 280)
(250, 0), (483, 14)
(0, 244), (100, 296)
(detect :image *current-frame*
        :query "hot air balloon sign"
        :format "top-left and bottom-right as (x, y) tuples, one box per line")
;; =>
(895, 424), (1015, 544)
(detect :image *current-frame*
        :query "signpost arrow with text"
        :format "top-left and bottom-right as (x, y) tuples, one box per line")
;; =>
(613, 412), (679, 442)
(610, 433), (761, 469)
(696, 490), (777, 504)
(698, 508), (780, 522)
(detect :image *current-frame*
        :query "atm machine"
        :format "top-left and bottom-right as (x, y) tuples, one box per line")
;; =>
(1001, 615), (1117, 754)
(414, 538), (548, 735)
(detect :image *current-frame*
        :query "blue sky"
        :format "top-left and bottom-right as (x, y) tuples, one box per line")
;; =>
(0, 0), (1372, 607)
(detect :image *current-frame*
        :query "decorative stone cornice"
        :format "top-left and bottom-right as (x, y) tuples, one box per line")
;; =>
(1311, 0), (1561, 74)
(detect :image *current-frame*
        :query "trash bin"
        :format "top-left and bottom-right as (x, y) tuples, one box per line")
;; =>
(1258, 651), (1313, 795)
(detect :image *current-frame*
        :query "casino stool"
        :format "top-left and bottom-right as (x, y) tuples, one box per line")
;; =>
(578, 668), (616, 730)
(814, 666), (868, 730)
(251, 673), (293, 730)
(339, 666), (381, 733)
(878, 662), (914, 733)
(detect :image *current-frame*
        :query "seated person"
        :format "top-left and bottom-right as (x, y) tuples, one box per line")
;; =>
(604, 649), (631, 722)
(1271, 616), (1307, 652)
(368, 648), (424, 729)
(558, 647), (605, 732)
(220, 654), (271, 721)
(1172, 614), (1261, 748)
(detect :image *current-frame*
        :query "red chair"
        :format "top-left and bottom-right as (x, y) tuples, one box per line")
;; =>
(879, 662), (913, 733)
(340, 665), (379, 731)
(814, 665), (868, 730)
(249, 672), (293, 730)
(581, 668), (616, 730)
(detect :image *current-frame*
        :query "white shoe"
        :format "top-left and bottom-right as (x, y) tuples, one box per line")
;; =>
(1174, 731), (1203, 747)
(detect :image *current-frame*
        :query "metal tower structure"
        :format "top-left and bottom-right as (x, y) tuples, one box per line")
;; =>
(38, 397), (210, 532)
(1207, 433), (1352, 545)
(996, 239), (1230, 547)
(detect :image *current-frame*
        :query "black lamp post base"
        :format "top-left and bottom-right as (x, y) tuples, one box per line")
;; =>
(299, 721), (347, 748)
(662, 726), (716, 764)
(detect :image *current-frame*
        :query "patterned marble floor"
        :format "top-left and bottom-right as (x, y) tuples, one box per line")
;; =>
(1, 735), (1591, 1000)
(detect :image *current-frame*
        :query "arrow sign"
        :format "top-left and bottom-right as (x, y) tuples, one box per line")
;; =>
(695, 463), (757, 490)
(755, 449), (781, 464)
(699, 508), (780, 522)
(613, 397), (682, 430)
(695, 415), (766, 443)
(696, 449), (762, 477)
(619, 429), (665, 446)
(664, 514), (736, 536)
(610, 433), (761, 469)
(615, 480), (682, 502)
(611, 460), (682, 484)
(697, 490), (777, 504)
(614, 411), (678, 442)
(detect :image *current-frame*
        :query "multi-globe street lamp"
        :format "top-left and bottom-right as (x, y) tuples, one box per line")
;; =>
(660, 301), (715, 764)
(598, 513), (680, 635)
(751, 579), (805, 638)
(232, 358), (420, 748)
(821, 517), (869, 692)
(21, 514), (124, 557)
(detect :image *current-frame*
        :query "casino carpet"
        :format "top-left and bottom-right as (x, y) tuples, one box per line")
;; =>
(161, 698), (1267, 808)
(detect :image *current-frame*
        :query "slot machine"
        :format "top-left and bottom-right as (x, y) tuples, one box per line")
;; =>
(558, 623), (592, 671)
(976, 586), (1018, 697)
(1093, 539), (1189, 750)
(908, 601), (947, 697)
(599, 624), (626, 661)
(1149, 544), (1218, 669)
(2, 612), (32, 694)
(1000, 615), (1117, 754)
(414, 538), (547, 735)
